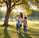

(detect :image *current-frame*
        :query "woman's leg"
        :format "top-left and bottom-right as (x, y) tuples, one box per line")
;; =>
(18, 24), (22, 33)
(18, 25), (20, 32)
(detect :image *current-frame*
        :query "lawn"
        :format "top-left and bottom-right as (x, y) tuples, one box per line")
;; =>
(0, 20), (39, 38)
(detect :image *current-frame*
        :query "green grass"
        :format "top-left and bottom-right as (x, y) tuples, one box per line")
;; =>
(0, 20), (39, 38)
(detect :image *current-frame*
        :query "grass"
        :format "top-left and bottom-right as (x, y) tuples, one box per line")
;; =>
(0, 20), (39, 38)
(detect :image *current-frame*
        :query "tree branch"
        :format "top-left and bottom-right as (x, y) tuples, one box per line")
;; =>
(3, 0), (9, 8)
(11, 3), (24, 10)
(11, 0), (20, 8)
(3, 0), (8, 4)
(15, 3), (25, 5)
(11, 0), (25, 10)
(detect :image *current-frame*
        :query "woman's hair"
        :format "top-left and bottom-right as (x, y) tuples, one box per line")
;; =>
(20, 12), (23, 18)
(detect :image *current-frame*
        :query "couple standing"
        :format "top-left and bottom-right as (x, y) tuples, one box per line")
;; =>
(16, 13), (27, 33)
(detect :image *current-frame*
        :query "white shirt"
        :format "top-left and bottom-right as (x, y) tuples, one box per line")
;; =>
(16, 17), (19, 24)
(19, 18), (23, 24)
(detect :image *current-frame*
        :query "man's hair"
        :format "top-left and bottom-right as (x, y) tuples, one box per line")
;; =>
(24, 17), (27, 19)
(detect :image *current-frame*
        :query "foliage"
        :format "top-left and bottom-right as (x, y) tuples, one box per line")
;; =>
(28, 10), (39, 17)
(0, 0), (39, 9)
(9, 11), (15, 19)
(0, 12), (4, 19)
(0, 0), (39, 14)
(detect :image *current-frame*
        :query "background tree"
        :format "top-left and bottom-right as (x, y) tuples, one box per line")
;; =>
(0, 12), (4, 20)
(9, 12), (15, 20)
(28, 10), (39, 17)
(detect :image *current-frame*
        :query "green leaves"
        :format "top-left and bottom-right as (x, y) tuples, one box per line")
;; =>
(0, 0), (39, 9)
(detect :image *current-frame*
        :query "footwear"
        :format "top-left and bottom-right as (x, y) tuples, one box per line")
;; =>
(23, 32), (26, 33)
(16, 31), (18, 33)
(18, 32), (20, 33)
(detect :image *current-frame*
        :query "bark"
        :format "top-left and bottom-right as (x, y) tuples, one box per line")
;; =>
(3, 0), (11, 26)
(3, 8), (11, 26)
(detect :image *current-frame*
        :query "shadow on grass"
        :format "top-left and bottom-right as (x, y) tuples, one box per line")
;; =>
(30, 23), (39, 27)
(18, 33), (23, 38)
(18, 33), (32, 38)
(28, 28), (39, 36)
(4, 26), (10, 38)
(0, 33), (1, 36)
(23, 33), (32, 38)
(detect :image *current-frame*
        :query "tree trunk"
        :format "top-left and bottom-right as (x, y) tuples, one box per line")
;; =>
(3, 8), (11, 26)
(3, 0), (12, 26)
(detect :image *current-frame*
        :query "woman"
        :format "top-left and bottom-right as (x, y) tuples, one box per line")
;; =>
(19, 13), (23, 33)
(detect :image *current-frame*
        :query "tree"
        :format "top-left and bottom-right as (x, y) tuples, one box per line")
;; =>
(28, 10), (39, 17)
(0, 12), (4, 20)
(9, 12), (15, 19)
(0, 0), (39, 26)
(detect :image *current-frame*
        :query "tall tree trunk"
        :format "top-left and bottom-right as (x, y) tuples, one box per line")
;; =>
(3, 0), (11, 26)
(3, 8), (11, 26)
